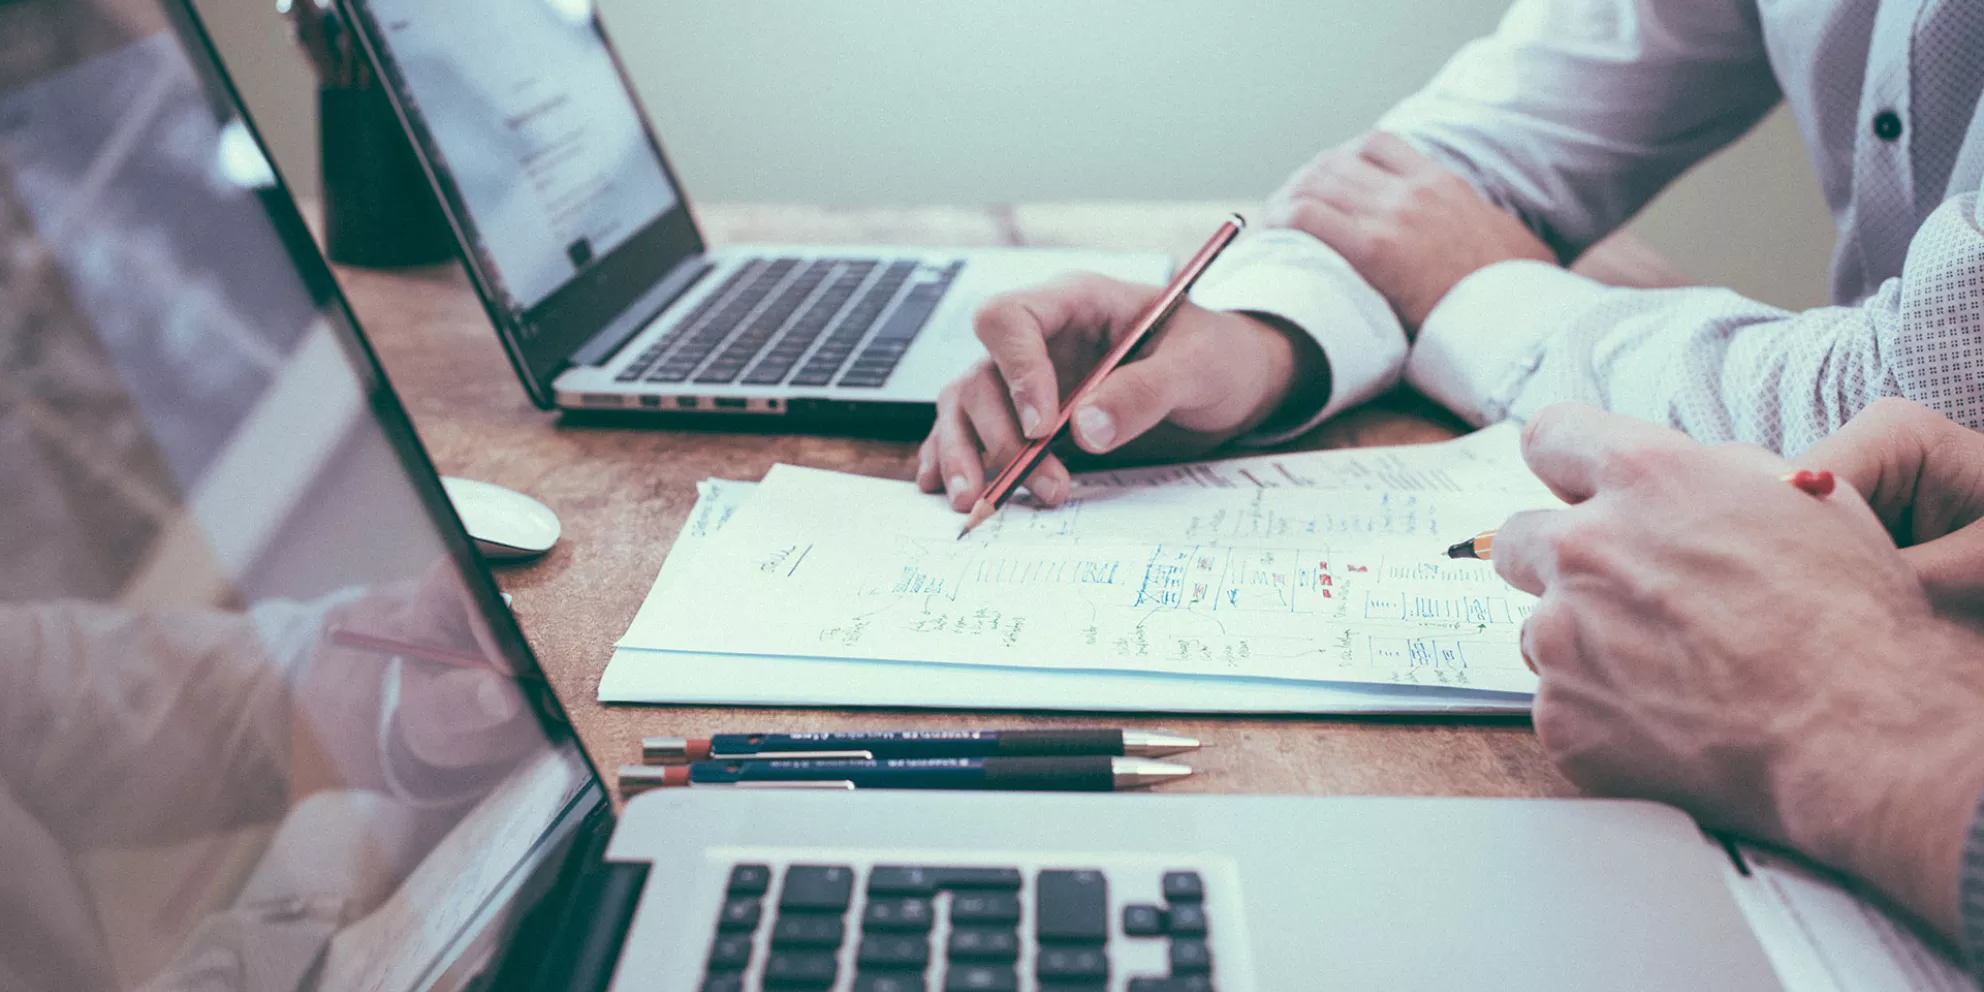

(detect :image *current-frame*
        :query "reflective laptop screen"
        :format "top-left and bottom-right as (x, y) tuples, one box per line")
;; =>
(0, 3), (595, 989)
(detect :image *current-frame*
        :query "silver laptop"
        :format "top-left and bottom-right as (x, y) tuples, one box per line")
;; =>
(336, 0), (1169, 429)
(0, 3), (1791, 989)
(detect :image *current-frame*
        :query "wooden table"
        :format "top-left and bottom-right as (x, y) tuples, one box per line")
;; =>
(331, 203), (1578, 800)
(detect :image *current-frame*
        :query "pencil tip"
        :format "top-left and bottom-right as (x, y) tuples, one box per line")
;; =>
(1445, 540), (1476, 560)
(957, 500), (994, 539)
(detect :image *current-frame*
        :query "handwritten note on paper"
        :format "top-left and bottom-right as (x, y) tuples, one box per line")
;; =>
(620, 479), (756, 638)
(620, 433), (1555, 693)
(1076, 423), (1542, 495)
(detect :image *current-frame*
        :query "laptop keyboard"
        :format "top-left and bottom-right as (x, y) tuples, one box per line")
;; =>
(614, 257), (963, 391)
(702, 862), (1219, 991)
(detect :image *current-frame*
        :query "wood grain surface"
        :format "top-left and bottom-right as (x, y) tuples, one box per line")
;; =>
(330, 202), (1576, 801)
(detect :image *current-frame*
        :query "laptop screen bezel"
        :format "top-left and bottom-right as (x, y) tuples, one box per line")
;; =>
(154, 2), (617, 984)
(337, 0), (707, 408)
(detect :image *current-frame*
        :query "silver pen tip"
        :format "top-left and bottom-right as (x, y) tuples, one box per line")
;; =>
(641, 736), (691, 762)
(1120, 730), (1202, 758)
(1111, 757), (1194, 789)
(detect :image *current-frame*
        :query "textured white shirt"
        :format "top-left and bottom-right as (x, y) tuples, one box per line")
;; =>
(1191, 0), (1984, 456)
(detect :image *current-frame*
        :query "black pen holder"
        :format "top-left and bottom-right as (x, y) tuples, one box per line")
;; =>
(320, 83), (455, 268)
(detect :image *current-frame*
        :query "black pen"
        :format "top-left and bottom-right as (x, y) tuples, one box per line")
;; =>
(642, 729), (1201, 764)
(617, 756), (1192, 795)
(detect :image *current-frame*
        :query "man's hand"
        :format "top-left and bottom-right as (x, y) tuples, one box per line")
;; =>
(1797, 398), (1984, 629)
(1491, 403), (1984, 942)
(918, 274), (1326, 510)
(294, 564), (541, 803)
(1265, 131), (1554, 331)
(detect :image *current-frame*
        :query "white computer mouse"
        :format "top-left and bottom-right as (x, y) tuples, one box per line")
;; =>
(441, 476), (561, 561)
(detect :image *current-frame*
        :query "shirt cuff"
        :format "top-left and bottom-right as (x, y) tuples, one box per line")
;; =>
(1962, 785), (1984, 978)
(1406, 259), (1609, 426)
(1189, 228), (1407, 445)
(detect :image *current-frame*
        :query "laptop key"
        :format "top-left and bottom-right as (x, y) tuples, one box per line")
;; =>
(1127, 979), (1213, 992)
(947, 926), (1019, 961)
(856, 933), (931, 969)
(932, 867), (1023, 890)
(868, 865), (1024, 896)
(1035, 870), (1108, 942)
(1161, 871), (1204, 903)
(950, 892), (1021, 924)
(727, 864), (771, 895)
(717, 896), (762, 930)
(702, 975), (745, 992)
(1168, 939), (1213, 973)
(853, 975), (926, 992)
(1036, 945), (1108, 982)
(862, 896), (934, 931)
(771, 913), (846, 947)
(1122, 904), (1165, 936)
(943, 964), (1018, 992)
(1167, 902), (1207, 935)
(708, 933), (753, 970)
(763, 950), (839, 988)
(780, 865), (855, 912)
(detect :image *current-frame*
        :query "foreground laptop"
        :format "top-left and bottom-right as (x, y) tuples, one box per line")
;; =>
(335, 0), (1170, 429)
(0, 4), (1791, 989)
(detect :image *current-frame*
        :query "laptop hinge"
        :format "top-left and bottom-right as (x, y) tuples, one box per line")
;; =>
(482, 804), (648, 992)
(525, 858), (650, 992)
(568, 257), (715, 368)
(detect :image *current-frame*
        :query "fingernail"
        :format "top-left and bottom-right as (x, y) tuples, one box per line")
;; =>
(1031, 475), (1062, 504)
(947, 474), (969, 497)
(1017, 402), (1042, 437)
(1074, 406), (1115, 450)
(918, 452), (933, 479)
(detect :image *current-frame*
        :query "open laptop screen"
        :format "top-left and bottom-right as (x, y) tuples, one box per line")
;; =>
(347, 0), (704, 399)
(0, 2), (598, 989)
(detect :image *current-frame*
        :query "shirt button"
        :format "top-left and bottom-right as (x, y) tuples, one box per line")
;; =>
(1872, 110), (1903, 142)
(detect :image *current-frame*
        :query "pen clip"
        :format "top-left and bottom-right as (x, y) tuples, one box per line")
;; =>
(724, 780), (858, 790)
(707, 749), (876, 761)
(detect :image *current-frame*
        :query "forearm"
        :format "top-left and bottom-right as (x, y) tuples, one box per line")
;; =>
(1759, 617), (1984, 952)
(0, 601), (298, 845)
(1375, 0), (1779, 260)
(1411, 190), (1984, 455)
(1777, 715), (1984, 951)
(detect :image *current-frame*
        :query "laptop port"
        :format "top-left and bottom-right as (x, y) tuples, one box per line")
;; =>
(639, 395), (662, 408)
(713, 398), (747, 410)
(675, 397), (698, 409)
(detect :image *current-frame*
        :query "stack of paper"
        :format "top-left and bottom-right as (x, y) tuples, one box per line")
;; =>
(600, 425), (1559, 714)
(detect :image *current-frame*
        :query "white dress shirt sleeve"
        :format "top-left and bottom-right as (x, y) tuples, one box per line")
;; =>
(1408, 189), (1984, 455)
(1189, 228), (1407, 445)
(1376, 0), (1782, 263)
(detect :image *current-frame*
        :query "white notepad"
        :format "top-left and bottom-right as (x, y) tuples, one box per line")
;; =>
(600, 428), (1553, 713)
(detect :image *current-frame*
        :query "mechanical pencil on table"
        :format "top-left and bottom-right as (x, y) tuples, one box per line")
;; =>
(958, 215), (1248, 538)
(616, 756), (1192, 795)
(1444, 469), (1837, 561)
(641, 729), (1201, 763)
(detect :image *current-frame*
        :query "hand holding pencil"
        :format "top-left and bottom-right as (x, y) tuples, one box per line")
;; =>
(918, 218), (1331, 515)
(958, 217), (1247, 536)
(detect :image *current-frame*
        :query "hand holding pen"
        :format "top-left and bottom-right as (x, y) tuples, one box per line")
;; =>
(919, 218), (1330, 517)
(1445, 469), (1837, 561)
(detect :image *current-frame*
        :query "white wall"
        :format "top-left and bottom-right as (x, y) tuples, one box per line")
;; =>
(195, 0), (1837, 309)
